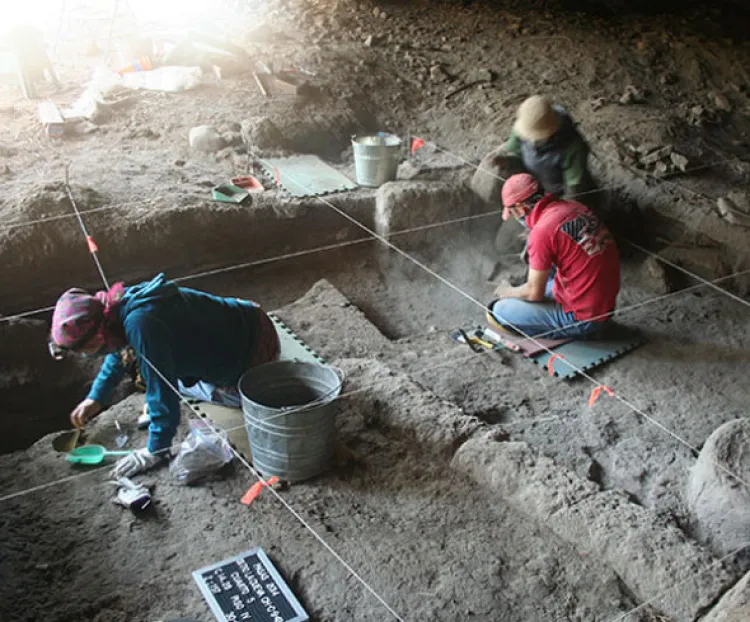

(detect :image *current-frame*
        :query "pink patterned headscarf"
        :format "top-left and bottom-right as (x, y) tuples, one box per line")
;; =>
(50, 283), (126, 353)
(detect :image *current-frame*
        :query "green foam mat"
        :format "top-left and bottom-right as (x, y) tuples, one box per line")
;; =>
(269, 313), (325, 364)
(262, 155), (358, 197)
(530, 323), (646, 379)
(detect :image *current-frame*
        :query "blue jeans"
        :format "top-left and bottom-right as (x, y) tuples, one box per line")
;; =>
(489, 276), (605, 340)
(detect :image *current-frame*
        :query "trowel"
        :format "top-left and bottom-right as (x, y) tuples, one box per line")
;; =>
(114, 419), (129, 448)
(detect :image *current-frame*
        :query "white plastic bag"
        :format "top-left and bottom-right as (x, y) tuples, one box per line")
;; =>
(121, 66), (204, 92)
(170, 420), (233, 485)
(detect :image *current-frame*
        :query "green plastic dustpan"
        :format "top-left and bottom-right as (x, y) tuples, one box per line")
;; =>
(212, 183), (249, 204)
(66, 445), (132, 465)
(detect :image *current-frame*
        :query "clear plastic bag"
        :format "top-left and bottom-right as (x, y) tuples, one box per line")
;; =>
(170, 420), (233, 486)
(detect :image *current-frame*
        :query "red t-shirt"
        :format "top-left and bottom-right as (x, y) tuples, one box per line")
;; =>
(526, 195), (620, 321)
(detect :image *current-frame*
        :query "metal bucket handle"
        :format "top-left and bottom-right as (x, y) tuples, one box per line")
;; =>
(278, 364), (345, 412)
(351, 133), (408, 162)
(245, 365), (346, 429)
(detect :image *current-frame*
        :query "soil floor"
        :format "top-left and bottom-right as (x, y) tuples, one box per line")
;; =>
(2, 1), (750, 621)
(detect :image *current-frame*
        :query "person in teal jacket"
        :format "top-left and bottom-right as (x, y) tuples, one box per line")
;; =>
(49, 273), (279, 477)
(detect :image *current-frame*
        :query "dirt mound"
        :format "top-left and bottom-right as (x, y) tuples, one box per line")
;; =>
(1, 182), (107, 230)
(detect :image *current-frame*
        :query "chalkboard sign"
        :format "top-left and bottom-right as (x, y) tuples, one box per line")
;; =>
(193, 548), (309, 622)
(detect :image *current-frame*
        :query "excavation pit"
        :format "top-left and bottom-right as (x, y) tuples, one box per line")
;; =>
(3, 1), (750, 619)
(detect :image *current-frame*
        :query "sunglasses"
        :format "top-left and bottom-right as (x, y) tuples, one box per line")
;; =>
(48, 340), (68, 361)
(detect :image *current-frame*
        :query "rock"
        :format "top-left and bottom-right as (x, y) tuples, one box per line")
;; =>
(688, 419), (750, 566)
(640, 145), (673, 165)
(639, 256), (678, 294)
(653, 161), (669, 177)
(727, 190), (750, 214)
(591, 97), (608, 111)
(713, 93), (732, 112)
(379, 11), (387, 20)
(540, 68), (566, 84)
(363, 34), (376, 46)
(188, 126), (226, 153)
(240, 117), (285, 151)
(469, 148), (510, 205)
(687, 104), (722, 126)
(468, 68), (494, 83)
(702, 570), (750, 621)
(660, 72), (678, 85)
(429, 64), (448, 82)
(372, 6), (380, 17)
(619, 84), (646, 105)
(670, 152), (689, 172)
(715, 197), (750, 227)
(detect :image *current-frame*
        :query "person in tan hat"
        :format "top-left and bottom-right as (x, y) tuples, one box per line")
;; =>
(471, 96), (593, 204)
(505, 95), (593, 199)
(471, 95), (595, 260)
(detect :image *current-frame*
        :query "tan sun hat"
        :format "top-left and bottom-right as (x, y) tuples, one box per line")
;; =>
(514, 95), (562, 142)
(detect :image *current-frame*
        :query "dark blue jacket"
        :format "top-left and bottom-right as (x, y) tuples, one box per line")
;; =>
(87, 274), (262, 452)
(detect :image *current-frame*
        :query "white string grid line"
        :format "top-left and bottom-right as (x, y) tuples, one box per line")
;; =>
(604, 541), (750, 622)
(58, 164), (407, 621)
(6, 158), (750, 500)
(0, 207), (505, 323)
(3, 261), (743, 504)
(264, 160), (750, 487)
(261, 157), (750, 621)
(2, 148), (744, 234)
(2, 137), (748, 618)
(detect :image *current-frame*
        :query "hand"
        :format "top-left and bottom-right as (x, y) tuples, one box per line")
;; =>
(111, 447), (165, 478)
(70, 399), (102, 429)
(493, 282), (516, 300)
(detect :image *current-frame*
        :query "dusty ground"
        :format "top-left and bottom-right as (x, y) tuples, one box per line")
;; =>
(3, 0), (750, 620)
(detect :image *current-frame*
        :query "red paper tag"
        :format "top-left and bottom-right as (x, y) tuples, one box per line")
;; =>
(547, 353), (565, 376)
(86, 235), (99, 254)
(588, 385), (615, 407)
(240, 476), (279, 506)
(411, 137), (426, 155)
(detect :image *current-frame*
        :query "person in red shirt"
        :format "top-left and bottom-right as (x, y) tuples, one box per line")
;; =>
(487, 173), (620, 339)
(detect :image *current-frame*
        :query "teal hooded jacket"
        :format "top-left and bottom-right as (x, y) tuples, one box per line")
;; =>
(87, 274), (262, 452)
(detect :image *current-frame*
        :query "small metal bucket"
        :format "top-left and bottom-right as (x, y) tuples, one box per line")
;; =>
(352, 133), (403, 187)
(239, 361), (343, 482)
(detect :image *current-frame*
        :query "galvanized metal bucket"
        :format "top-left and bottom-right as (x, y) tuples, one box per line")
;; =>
(239, 361), (343, 482)
(352, 133), (403, 187)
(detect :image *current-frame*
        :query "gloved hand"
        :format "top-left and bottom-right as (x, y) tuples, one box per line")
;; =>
(111, 447), (165, 478)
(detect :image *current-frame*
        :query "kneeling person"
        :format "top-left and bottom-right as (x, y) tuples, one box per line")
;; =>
(488, 174), (619, 339)
(49, 273), (279, 477)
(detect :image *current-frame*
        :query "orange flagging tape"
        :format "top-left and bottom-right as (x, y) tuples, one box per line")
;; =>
(241, 476), (279, 506)
(547, 353), (565, 376)
(588, 385), (615, 407)
(411, 137), (426, 155)
(86, 236), (99, 254)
